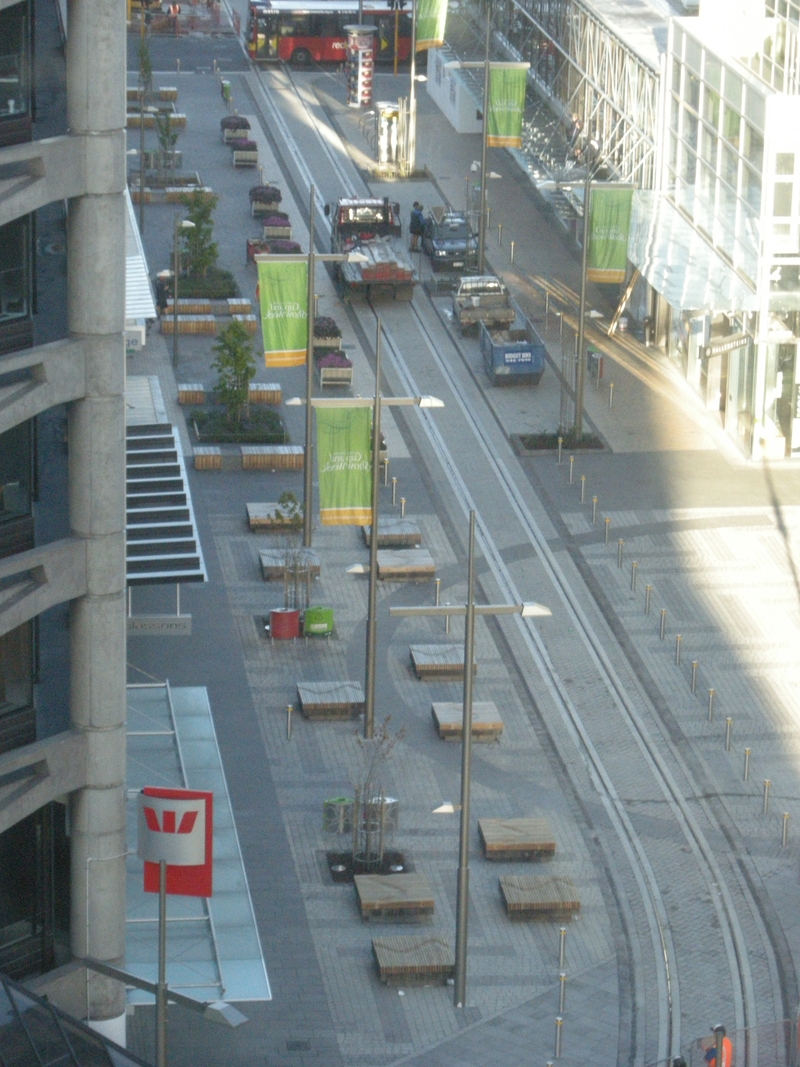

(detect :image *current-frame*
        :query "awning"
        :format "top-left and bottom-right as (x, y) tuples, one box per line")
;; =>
(628, 190), (758, 314)
(125, 188), (157, 348)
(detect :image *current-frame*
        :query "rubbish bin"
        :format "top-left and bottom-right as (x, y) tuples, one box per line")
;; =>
(588, 347), (604, 385)
(270, 608), (301, 639)
(304, 606), (334, 636)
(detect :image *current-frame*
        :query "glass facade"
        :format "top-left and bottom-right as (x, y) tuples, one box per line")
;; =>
(0, 4), (31, 124)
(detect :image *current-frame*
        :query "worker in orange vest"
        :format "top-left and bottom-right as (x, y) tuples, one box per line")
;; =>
(704, 1024), (733, 1067)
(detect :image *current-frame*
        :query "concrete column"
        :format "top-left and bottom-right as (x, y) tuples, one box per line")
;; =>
(65, 0), (127, 1036)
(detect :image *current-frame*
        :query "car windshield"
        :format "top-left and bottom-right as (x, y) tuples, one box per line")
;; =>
(436, 220), (469, 240)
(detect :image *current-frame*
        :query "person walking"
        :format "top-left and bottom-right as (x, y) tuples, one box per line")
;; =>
(409, 202), (424, 251)
(704, 1025), (733, 1067)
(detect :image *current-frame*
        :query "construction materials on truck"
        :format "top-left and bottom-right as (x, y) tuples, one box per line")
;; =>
(326, 197), (417, 301)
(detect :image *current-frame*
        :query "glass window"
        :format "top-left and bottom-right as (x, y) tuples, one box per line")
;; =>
(774, 181), (793, 216)
(685, 110), (698, 151)
(0, 422), (31, 524)
(705, 53), (722, 90)
(742, 162), (762, 210)
(671, 58), (682, 93)
(777, 152), (795, 175)
(724, 69), (743, 106)
(0, 5), (29, 121)
(722, 104), (741, 145)
(703, 88), (720, 128)
(744, 87), (766, 127)
(687, 73), (700, 112)
(685, 35), (702, 74)
(744, 125), (764, 170)
(701, 126), (718, 167)
(721, 144), (739, 186)
(0, 218), (30, 324)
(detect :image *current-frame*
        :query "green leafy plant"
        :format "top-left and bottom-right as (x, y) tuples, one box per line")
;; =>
(181, 189), (219, 277)
(273, 491), (303, 529)
(155, 111), (179, 185)
(211, 320), (256, 428)
(138, 39), (153, 95)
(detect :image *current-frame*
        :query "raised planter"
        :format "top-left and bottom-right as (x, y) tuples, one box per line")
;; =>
(313, 337), (341, 352)
(246, 238), (271, 263)
(249, 185), (282, 216)
(262, 214), (292, 239)
(221, 115), (251, 143)
(230, 139), (258, 168)
(319, 365), (353, 387)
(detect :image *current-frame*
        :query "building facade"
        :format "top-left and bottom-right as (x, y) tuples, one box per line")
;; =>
(0, 0), (127, 1042)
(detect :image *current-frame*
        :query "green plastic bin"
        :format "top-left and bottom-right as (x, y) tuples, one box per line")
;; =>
(304, 606), (334, 636)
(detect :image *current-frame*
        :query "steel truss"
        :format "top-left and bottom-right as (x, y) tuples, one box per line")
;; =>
(471, 0), (660, 188)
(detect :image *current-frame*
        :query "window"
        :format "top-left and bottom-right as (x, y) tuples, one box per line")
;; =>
(774, 182), (793, 216)
(0, 218), (30, 324)
(0, 4), (30, 122)
(777, 152), (795, 175)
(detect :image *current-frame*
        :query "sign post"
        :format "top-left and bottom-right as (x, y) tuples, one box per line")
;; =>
(138, 787), (214, 1067)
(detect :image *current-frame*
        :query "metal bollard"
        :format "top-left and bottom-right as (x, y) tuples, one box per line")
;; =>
(286, 704), (293, 740)
(580, 475), (586, 503)
(392, 477), (397, 505)
(557, 436), (563, 465)
(644, 584), (651, 615)
(763, 779), (771, 815)
(554, 1017), (563, 1060)
(691, 660), (698, 693)
(498, 223), (503, 245)
(400, 497), (406, 518)
(609, 382), (614, 408)
(630, 561), (638, 591)
(782, 812), (790, 848)
(177, 58), (181, 73)
(659, 609), (667, 640)
(558, 972), (567, 1014)
(510, 240), (515, 264)
(435, 578), (441, 607)
(604, 517), (611, 546)
(725, 717), (732, 751)
(568, 455), (574, 484)
(384, 456), (389, 487)
(558, 926), (566, 968)
(445, 603), (451, 635)
(592, 496), (598, 525)
(708, 688), (715, 722)
(743, 748), (750, 781)
(617, 539), (624, 568)
(675, 635), (682, 665)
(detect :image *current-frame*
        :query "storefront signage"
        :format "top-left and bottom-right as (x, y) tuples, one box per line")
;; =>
(127, 614), (192, 636)
(138, 787), (214, 897)
(702, 333), (750, 358)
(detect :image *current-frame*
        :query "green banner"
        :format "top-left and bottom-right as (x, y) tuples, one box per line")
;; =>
(486, 65), (527, 148)
(587, 186), (633, 283)
(256, 259), (307, 367)
(316, 407), (372, 525)
(415, 0), (447, 50)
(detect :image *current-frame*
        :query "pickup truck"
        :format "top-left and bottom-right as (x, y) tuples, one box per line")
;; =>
(452, 275), (516, 336)
(326, 197), (417, 301)
(480, 304), (546, 386)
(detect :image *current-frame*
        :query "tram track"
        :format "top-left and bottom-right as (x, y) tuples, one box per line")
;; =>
(245, 60), (779, 1064)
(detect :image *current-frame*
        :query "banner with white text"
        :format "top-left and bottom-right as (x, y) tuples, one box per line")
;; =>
(587, 185), (634, 283)
(316, 407), (372, 525)
(486, 65), (528, 148)
(257, 259), (307, 367)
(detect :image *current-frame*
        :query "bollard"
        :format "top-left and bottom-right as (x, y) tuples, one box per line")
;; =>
(631, 561), (638, 592)
(725, 717), (732, 751)
(708, 688), (715, 722)
(691, 660), (698, 694)
(498, 223), (503, 245)
(557, 436), (563, 465)
(743, 748), (750, 781)
(592, 496), (598, 525)
(286, 703), (293, 740)
(644, 584), (651, 615)
(554, 1017), (563, 1060)
(384, 456), (389, 487)
(604, 517), (611, 546)
(782, 813), (790, 848)
(568, 455), (574, 484)
(435, 578), (441, 607)
(675, 635), (682, 665)
(510, 240), (515, 264)
(558, 972), (567, 1014)
(608, 382), (614, 408)
(617, 539), (624, 568)
(177, 58), (181, 73)
(558, 926), (566, 968)
(659, 609), (667, 640)
(400, 497), (406, 518)
(445, 603), (451, 635)
(580, 475), (586, 504)
(763, 779), (771, 815)
(392, 477), (397, 506)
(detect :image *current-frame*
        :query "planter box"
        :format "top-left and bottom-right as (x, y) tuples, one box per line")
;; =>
(246, 238), (271, 263)
(161, 315), (216, 335)
(178, 383), (206, 405)
(167, 299), (211, 315)
(319, 365), (353, 387)
(159, 86), (178, 101)
(223, 125), (250, 143)
(142, 149), (182, 170)
(251, 199), (280, 217)
(241, 445), (304, 471)
(227, 298), (252, 316)
(313, 337), (341, 351)
(262, 224), (292, 239)
(232, 314), (258, 335)
(233, 149), (258, 168)
(193, 446), (221, 470)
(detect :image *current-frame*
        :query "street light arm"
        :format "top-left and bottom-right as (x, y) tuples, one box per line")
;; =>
(389, 602), (551, 618)
(253, 252), (368, 264)
(286, 396), (444, 408)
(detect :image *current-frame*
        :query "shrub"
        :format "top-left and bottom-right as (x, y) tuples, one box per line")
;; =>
(212, 320), (256, 428)
(180, 189), (219, 277)
(220, 114), (250, 130)
(229, 138), (257, 151)
(314, 316), (341, 339)
(249, 184), (282, 203)
(262, 213), (291, 228)
(267, 240), (301, 254)
(316, 352), (352, 368)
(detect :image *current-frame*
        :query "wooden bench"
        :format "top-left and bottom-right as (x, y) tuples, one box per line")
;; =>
(166, 299), (211, 315)
(478, 818), (555, 861)
(410, 644), (476, 680)
(356, 873), (434, 923)
(432, 702), (503, 742)
(296, 681), (364, 721)
(248, 383), (282, 405)
(179, 383), (206, 405)
(377, 549), (435, 581)
(246, 503), (301, 531)
(227, 298), (253, 315)
(499, 875), (580, 922)
(193, 447), (221, 471)
(372, 936), (454, 986)
(241, 446), (304, 471)
(259, 548), (320, 581)
(232, 314), (258, 335)
(161, 315), (216, 335)
(362, 518), (422, 549)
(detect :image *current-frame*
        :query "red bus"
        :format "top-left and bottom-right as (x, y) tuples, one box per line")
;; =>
(246, 0), (412, 66)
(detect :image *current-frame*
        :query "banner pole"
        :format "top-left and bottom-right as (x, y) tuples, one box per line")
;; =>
(575, 152), (591, 441)
(477, 17), (490, 274)
(364, 320), (382, 739)
(303, 185), (316, 547)
(156, 859), (167, 1067)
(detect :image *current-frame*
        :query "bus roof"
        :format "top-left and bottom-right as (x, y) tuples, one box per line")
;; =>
(250, 0), (408, 10)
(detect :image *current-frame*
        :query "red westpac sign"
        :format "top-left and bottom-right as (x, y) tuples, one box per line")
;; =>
(137, 787), (213, 898)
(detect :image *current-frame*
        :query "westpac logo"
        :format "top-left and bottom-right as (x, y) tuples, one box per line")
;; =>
(137, 791), (206, 867)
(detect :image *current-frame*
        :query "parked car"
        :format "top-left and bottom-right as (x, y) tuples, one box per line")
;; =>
(421, 209), (477, 272)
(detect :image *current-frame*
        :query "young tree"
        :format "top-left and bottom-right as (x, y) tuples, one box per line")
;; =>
(181, 190), (219, 277)
(155, 111), (179, 186)
(138, 39), (153, 96)
(212, 320), (256, 428)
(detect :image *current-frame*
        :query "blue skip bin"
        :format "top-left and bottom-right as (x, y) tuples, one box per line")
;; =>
(480, 302), (546, 387)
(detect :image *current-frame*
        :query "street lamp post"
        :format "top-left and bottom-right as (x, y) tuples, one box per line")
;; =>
(574, 138), (600, 442)
(389, 517), (550, 1005)
(477, 18), (490, 274)
(172, 216), (195, 368)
